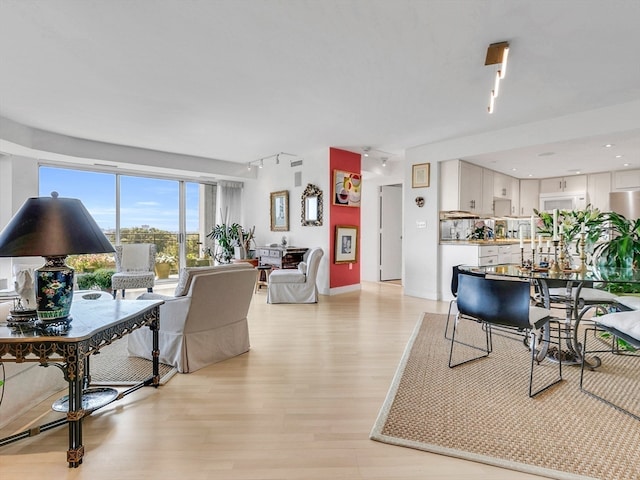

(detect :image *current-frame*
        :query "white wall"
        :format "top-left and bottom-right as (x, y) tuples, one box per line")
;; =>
(0, 155), (39, 282)
(242, 148), (331, 295)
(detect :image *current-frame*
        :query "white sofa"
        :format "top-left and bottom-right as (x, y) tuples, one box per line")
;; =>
(127, 263), (257, 373)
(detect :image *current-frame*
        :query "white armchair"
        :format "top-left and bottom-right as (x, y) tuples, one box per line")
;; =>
(267, 247), (323, 304)
(111, 243), (156, 298)
(127, 263), (257, 373)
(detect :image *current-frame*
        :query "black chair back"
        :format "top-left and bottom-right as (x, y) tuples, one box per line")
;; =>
(451, 265), (485, 298)
(457, 274), (531, 330)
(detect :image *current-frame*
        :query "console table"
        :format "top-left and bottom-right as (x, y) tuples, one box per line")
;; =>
(257, 246), (308, 269)
(0, 298), (163, 467)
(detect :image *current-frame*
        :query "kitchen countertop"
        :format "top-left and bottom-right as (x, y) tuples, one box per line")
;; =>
(440, 239), (531, 245)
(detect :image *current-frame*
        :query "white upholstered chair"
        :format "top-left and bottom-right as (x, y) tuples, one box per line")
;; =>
(267, 247), (323, 304)
(111, 243), (156, 298)
(128, 263), (257, 373)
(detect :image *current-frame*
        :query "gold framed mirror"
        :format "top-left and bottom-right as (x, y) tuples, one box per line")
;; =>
(301, 184), (323, 226)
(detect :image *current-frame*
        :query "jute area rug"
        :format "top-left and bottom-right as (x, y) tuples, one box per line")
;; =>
(370, 313), (640, 480)
(89, 339), (178, 386)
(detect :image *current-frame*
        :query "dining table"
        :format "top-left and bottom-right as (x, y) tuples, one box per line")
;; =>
(457, 263), (640, 367)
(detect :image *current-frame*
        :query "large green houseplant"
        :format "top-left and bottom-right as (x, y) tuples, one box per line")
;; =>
(593, 212), (640, 269)
(206, 222), (256, 264)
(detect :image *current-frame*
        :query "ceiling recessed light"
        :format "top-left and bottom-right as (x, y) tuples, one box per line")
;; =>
(575, 171), (581, 174)
(616, 155), (623, 158)
(604, 144), (614, 148)
(624, 163), (631, 167)
(528, 174), (533, 177)
(511, 168), (517, 171)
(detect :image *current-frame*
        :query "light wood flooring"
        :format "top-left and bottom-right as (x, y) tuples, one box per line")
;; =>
(0, 282), (545, 479)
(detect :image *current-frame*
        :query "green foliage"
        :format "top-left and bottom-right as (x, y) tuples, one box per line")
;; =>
(207, 223), (242, 263)
(534, 205), (604, 255)
(76, 268), (116, 291)
(593, 212), (640, 269)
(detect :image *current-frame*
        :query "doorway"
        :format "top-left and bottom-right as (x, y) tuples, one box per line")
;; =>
(380, 184), (403, 281)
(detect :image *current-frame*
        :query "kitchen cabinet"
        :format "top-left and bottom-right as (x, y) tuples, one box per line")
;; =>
(587, 172), (611, 211)
(510, 178), (520, 215)
(482, 169), (494, 215)
(440, 160), (494, 215)
(459, 161), (484, 213)
(493, 172), (511, 199)
(440, 242), (531, 301)
(519, 179), (540, 216)
(539, 175), (587, 194)
(612, 169), (640, 190)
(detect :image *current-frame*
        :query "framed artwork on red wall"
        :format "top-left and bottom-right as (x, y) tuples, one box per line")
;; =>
(333, 170), (361, 207)
(334, 225), (358, 263)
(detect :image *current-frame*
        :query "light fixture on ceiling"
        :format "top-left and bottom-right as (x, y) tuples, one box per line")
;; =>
(247, 163), (252, 170)
(363, 147), (371, 157)
(604, 143), (615, 148)
(381, 157), (387, 167)
(485, 41), (510, 114)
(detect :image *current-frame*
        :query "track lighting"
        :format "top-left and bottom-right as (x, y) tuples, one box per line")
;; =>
(485, 41), (510, 114)
(381, 157), (387, 167)
(259, 159), (264, 169)
(363, 146), (371, 157)
(247, 163), (251, 170)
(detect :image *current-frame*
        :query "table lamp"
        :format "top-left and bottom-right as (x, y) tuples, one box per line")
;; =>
(0, 192), (115, 324)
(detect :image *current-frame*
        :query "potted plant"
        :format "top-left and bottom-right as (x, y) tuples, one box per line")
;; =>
(207, 223), (256, 264)
(155, 253), (176, 279)
(593, 212), (640, 270)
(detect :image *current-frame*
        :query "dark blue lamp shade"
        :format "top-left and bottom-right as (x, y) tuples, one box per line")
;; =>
(0, 192), (114, 322)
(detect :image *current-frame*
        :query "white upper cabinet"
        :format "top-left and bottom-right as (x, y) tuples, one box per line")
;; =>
(440, 160), (494, 215)
(539, 175), (587, 194)
(613, 169), (640, 190)
(460, 161), (484, 213)
(587, 172), (611, 211)
(493, 172), (511, 198)
(519, 179), (540, 216)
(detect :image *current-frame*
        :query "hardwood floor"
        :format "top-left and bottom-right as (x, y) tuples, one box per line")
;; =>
(0, 282), (545, 479)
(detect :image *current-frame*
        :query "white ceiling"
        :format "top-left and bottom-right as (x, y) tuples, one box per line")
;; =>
(1, 0), (639, 179)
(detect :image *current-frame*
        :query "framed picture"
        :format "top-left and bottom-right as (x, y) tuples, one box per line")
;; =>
(270, 190), (289, 231)
(333, 170), (362, 207)
(334, 225), (358, 263)
(412, 162), (430, 188)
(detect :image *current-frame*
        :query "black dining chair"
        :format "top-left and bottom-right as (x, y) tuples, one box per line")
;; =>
(444, 265), (486, 340)
(449, 273), (563, 397)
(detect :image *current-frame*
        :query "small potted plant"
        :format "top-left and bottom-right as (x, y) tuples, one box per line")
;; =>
(155, 253), (176, 279)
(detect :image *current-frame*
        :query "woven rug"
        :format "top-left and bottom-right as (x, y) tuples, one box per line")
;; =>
(370, 313), (640, 480)
(89, 339), (178, 386)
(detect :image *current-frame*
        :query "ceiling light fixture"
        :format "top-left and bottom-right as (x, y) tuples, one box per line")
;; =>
(247, 163), (252, 170)
(604, 143), (614, 148)
(363, 147), (371, 157)
(485, 41), (510, 114)
(259, 159), (264, 169)
(381, 157), (387, 167)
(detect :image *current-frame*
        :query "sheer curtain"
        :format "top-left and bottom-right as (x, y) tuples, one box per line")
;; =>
(216, 181), (243, 226)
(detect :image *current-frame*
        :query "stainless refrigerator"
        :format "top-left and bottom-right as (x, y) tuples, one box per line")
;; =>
(609, 191), (640, 219)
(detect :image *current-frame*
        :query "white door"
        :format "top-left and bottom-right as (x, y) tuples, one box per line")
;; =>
(380, 184), (403, 281)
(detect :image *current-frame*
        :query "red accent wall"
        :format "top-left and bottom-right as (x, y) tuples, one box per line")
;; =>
(329, 147), (361, 288)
